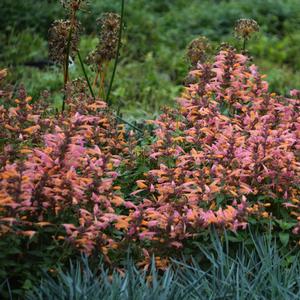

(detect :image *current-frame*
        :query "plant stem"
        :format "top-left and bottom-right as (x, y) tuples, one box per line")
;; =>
(77, 50), (95, 99)
(99, 62), (109, 98)
(77, 52), (140, 133)
(242, 38), (246, 52)
(106, 0), (125, 105)
(93, 69), (100, 89)
(114, 113), (143, 133)
(62, 22), (74, 112)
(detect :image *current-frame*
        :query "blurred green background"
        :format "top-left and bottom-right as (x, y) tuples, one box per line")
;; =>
(1, 0), (300, 119)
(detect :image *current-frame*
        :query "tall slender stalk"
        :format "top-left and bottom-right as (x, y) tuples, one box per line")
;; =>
(93, 68), (100, 89)
(98, 62), (108, 98)
(106, 0), (125, 105)
(242, 38), (246, 52)
(77, 51), (142, 133)
(114, 114), (143, 133)
(77, 50), (95, 99)
(62, 25), (74, 112)
(76, 1), (141, 134)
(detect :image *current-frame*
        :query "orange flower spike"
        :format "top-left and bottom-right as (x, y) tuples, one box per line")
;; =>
(136, 180), (148, 189)
(23, 125), (41, 135)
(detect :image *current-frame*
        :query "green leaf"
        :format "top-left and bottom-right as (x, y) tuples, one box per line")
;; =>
(216, 193), (226, 207)
(227, 235), (241, 243)
(279, 232), (290, 247)
(276, 220), (296, 230)
(22, 279), (33, 290)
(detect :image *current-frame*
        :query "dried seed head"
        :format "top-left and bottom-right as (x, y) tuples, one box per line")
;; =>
(187, 36), (211, 67)
(65, 78), (94, 110)
(234, 19), (259, 40)
(87, 12), (121, 67)
(219, 42), (235, 52)
(60, 0), (88, 12)
(48, 19), (81, 65)
(66, 77), (88, 96)
(18, 84), (27, 101)
(85, 50), (98, 70)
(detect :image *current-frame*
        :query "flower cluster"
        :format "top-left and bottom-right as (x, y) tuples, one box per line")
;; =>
(60, 0), (88, 12)
(128, 48), (300, 249)
(1, 48), (299, 261)
(0, 86), (52, 164)
(0, 93), (134, 255)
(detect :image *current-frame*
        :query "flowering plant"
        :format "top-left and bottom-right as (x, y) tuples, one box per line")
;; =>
(0, 48), (299, 280)
(127, 47), (300, 251)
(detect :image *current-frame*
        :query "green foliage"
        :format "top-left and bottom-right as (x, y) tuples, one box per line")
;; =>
(0, 0), (63, 37)
(0, 30), (47, 66)
(1, 0), (299, 117)
(112, 53), (182, 116)
(0, 227), (75, 299)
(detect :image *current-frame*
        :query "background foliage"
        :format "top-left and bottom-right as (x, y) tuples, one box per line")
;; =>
(1, 0), (300, 118)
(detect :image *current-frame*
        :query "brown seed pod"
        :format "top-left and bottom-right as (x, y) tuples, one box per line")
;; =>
(86, 13), (121, 67)
(234, 19), (259, 40)
(60, 0), (89, 12)
(48, 19), (81, 65)
(186, 36), (211, 67)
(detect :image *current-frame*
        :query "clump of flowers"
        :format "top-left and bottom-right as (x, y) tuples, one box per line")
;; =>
(0, 85), (54, 165)
(127, 47), (300, 251)
(1, 47), (299, 267)
(60, 0), (89, 12)
(49, 0), (88, 111)
(48, 1), (124, 110)
(0, 88), (136, 256)
(234, 19), (259, 40)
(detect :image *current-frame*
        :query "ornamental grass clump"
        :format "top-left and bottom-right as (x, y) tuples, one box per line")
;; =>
(27, 232), (300, 300)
